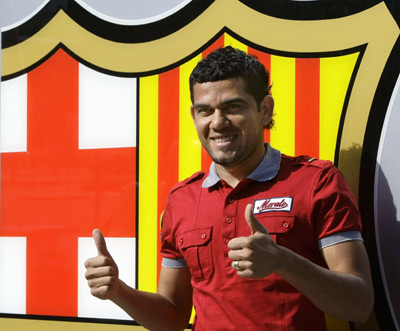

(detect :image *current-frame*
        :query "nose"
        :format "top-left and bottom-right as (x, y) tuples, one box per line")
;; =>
(210, 109), (229, 129)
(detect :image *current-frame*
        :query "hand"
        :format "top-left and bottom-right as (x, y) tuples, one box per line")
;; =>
(84, 229), (120, 300)
(228, 204), (281, 279)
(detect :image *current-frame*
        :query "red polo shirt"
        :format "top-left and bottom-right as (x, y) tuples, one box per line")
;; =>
(160, 145), (362, 330)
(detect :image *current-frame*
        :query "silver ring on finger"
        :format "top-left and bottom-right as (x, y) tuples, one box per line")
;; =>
(233, 260), (244, 271)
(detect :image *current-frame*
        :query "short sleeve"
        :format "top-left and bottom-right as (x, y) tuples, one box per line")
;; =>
(318, 230), (363, 249)
(310, 165), (362, 240)
(160, 194), (184, 261)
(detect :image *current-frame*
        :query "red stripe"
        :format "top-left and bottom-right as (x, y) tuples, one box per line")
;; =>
(248, 48), (271, 143)
(295, 58), (320, 157)
(202, 35), (225, 58)
(25, 49), (79, 315)
(158, 68), (180, 279)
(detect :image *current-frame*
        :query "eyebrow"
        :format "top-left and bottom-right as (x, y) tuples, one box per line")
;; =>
(192, 103), (210, 110)
(193, 97), (249, 110)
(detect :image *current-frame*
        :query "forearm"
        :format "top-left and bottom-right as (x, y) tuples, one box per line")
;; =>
(276, 245), (373, 323)
(85, 232), (192, 330)
(111, 280), (190, 331)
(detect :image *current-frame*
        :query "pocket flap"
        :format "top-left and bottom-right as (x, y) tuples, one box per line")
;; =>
(177, 227), (212, 249)
(257, 215), (295, 234)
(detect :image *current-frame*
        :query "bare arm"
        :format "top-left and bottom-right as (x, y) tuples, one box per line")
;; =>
(85, 229), (193, 331)
(228, 204), (374, 323)
(111, 266), (193, 330)
(274, 240), (373, 323)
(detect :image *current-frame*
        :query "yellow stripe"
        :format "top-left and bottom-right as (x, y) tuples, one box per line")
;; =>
(138, 75), (159, 293)
(224, 34), (248, 52)
(320, 53), (359, 162)
(270, 55), (296, 156)
(179, 55), (203, 181)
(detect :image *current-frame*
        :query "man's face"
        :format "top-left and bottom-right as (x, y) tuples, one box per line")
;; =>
(191, 77), (273, 169)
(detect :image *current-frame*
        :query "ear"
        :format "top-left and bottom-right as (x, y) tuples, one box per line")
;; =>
(190, 105), (195, 120)
(260, 95), (274, 127)
(190, 105), (199, 131)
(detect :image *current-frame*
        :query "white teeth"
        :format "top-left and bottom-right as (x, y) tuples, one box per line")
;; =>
(214, 136), (234, 143)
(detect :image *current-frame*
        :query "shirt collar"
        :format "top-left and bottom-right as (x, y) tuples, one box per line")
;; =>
(202, 143), (281, 188)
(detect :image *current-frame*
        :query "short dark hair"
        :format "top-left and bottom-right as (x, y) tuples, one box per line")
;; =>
(189, 46), (271, 107)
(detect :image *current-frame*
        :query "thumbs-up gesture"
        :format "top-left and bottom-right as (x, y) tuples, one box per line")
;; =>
(228, 204), (282, 279)
(84, 229), (120, 300)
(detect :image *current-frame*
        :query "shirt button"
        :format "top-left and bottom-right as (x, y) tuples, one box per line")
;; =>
(201, 233), (207, 239)
(179, 239), (183, 245)
(226, 217), (232, 224)
(283, 222), (289, 228)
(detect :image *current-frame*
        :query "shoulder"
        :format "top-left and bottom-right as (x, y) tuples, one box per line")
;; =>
(279, 155), (342, 186)
(281, 154), (334, 170)
(169, 171), (206, 194)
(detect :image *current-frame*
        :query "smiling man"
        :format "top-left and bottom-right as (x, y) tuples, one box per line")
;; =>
(85, 46), (374, 330)
(190, 77), (273, 187)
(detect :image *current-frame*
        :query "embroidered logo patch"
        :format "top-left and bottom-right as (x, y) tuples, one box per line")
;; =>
(253, 197), (293, 214)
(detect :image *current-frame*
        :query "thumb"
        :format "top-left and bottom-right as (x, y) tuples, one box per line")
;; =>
(93, 229), (110, 257)
(245, 204), (268, 235)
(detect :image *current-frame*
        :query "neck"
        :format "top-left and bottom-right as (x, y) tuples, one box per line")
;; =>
(215, 144), (266, 188)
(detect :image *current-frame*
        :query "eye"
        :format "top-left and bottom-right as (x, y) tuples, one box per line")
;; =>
(226, 103), (241, 112)
(196, 108), (213, 116)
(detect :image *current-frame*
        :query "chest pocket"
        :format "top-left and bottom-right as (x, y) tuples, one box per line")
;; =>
(176, 226), (213, 282)
(256, 214), (295, 243)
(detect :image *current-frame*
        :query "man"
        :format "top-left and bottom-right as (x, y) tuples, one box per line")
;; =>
(85, 46), (374, 330)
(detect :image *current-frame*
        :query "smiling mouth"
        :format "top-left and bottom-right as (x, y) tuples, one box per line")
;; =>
(212, 135), (237, 143)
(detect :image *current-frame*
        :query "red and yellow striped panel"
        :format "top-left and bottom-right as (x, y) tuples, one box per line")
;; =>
(137, 33), (359, 294)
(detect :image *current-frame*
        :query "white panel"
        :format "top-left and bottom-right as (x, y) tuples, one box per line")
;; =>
(0, 75), (27, 153)
(0, 0), (50, 31)
(375, 74), (400, 330)
(78, 236), (136, 320)
(0, 237), (26, 314)
(376, 75), (400, 222)
(76, 0), (191, 24)
(79, 64), (136, 150)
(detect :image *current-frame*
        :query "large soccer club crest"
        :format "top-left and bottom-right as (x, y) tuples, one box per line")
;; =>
(1, 0), (400, 330)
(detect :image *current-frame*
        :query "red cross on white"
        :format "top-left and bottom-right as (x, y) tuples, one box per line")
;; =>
(0, 49), (137, 319)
